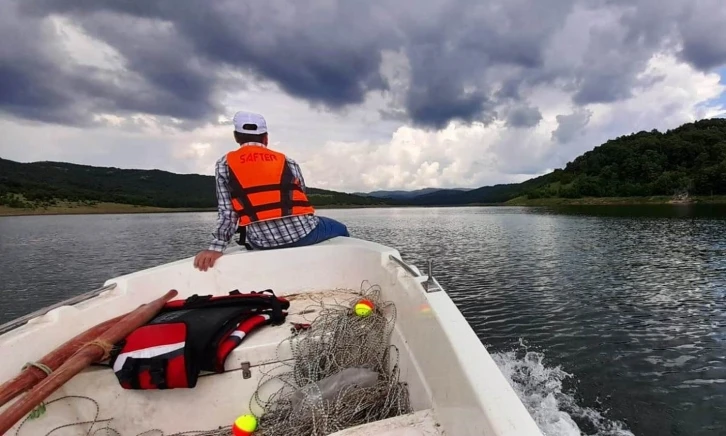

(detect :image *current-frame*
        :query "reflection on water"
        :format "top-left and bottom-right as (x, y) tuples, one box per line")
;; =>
(1, 205), (725, 436)
(530, 203), (726, 219)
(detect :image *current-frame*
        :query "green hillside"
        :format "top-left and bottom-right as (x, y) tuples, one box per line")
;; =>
(0, 158), (396, 210)
(524, 118), (726, 200)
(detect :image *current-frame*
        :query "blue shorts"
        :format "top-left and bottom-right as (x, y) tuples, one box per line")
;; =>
(249, 216), (349, 250)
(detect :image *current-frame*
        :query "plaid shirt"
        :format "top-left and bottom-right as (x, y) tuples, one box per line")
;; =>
(209, 143), (319, 251)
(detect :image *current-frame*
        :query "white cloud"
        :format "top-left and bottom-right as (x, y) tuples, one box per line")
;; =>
(51, 15), (125, 71)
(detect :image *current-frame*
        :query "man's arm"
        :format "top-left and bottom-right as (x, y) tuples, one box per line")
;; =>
(195, 156), (238, 271)
(209, 156), (239, 252)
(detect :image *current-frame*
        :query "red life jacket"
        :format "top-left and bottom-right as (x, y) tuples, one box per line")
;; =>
(109, 290), (289, 389)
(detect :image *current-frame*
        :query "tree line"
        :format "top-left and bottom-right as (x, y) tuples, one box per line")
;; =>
(0, 159), (395, 209)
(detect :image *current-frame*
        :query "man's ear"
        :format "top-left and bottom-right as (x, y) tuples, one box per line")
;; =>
(263, 133), (269, 145)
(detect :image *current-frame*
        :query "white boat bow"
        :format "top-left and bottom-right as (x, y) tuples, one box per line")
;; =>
(0, 237), (543, 436)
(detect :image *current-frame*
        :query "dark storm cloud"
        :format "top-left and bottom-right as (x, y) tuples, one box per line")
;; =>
(3, 0), (726, 129)
(0, 1), (220, 127)
(19, 0), (396, 115)
(506, 106), (543, 128)
(677, 2), (726, 70)
(0, 1), (79, 125)
(604, 0), (726, 72)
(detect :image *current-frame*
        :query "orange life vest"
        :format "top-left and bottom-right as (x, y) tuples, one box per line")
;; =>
(226, 145), (315, 226)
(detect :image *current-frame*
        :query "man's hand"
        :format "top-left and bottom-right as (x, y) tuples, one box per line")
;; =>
(194, 250), (223, 272)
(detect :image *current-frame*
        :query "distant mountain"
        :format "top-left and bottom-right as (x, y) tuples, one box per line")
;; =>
(0, 158), (399, 209)
(410, 175), (554, 205)
(356, 187), (470, 200)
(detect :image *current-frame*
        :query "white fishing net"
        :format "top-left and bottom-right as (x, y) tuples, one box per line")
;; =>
(250, 281), (412, 436)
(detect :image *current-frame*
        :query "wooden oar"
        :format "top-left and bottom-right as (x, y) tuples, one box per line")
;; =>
(0, 289), (178, 435)
(0, 314), (125, 408)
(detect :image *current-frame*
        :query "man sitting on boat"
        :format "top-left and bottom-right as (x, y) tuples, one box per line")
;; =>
(194, 111), (350, 271)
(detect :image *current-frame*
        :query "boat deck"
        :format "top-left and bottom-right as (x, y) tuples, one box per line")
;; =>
(7, 288), (437, 436)
(330, 409), (443, 435)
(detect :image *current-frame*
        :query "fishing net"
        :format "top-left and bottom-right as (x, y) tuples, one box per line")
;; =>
(250, 281), (412, 436)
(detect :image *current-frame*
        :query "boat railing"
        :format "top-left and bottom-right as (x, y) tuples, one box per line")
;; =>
(423, 259), (444, 293)
(388, 255), (443, 293)
(0, 282), (118, 336)
(388, 255), (422, 277)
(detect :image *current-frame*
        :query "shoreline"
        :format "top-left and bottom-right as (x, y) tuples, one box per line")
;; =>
(504, 195), (726, 206)
(3, 196), (726, 217)
(0, 203), (216, 217)
(0, 202), (402, 217)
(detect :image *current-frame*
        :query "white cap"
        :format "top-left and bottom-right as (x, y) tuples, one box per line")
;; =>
(233, 111), (267, 134)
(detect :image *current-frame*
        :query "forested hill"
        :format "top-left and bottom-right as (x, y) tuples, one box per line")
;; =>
(0, 159), (397, 209)
(412, 118), (726, 205)
(524, 118), (726, 200)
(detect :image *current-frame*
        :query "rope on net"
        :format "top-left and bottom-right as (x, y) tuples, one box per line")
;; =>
(250, 281), (412, 436)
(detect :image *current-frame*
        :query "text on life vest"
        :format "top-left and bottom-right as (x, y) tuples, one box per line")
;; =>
(239, 152), (278, 163)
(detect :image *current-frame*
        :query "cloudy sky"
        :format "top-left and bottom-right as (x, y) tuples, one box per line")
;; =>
(1, 0), (726, 193)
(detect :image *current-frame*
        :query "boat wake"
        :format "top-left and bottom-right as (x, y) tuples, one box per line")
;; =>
(491, 341), (633, 436)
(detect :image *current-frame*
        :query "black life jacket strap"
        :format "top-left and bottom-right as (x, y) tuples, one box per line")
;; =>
(235, 226), (253, 251)
(125, 361), (142, 390)
(228, 172), (259, 223)
(236, 183), (305, 196)
(149, 359), (168, 389)
(251, 289), (286, 324)
(243, 200), (311, 214)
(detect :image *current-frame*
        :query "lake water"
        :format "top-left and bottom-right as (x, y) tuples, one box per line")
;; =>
(1, 205), (725, 436)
